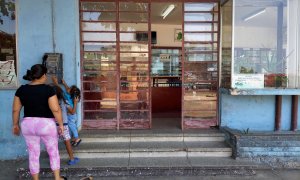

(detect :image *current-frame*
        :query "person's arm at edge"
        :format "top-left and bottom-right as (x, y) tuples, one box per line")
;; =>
(67, 97), (79, 115)
(51, 75), (59, 86)
(48, 95), (64, 134)
(62, 79), (71, 93)
(12, 96), (22, 136)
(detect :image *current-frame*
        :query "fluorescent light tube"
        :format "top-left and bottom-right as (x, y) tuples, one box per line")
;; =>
(243, 8), (266, 22)
(161, 4), (175, 19)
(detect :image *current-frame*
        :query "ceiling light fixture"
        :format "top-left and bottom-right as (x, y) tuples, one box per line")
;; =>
(243, 8), (266, 22)
(161, 4), (175, 19)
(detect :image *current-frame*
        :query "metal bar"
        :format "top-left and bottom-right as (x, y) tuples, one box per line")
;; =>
(277, 2), (283, 72)
(184, 11), (218, 13)
(184, 21), (218, 23)
(145, 0), (151, 129)
(216, 1), (221, 126)
(181, 1), (185, 130)
(291, 95), (298, 131)
(275, 95), (282, 131)
(116, 0), (120, 130)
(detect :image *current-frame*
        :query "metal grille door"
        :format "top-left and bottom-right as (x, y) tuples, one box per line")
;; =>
(80, 0), (151, 129)
(182, 1), (220, 129)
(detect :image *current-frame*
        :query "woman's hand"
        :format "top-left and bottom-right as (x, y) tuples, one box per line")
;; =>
(58, 125), (64, 135)
(12, 124), (20, 136)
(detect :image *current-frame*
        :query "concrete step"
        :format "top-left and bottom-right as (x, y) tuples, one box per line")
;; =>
(57, 130), (232, 159)
(79, 130), (226, 143)
(59, 141), (232, 159)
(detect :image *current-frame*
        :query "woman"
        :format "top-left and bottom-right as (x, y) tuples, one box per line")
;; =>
(12, 64), (66, 180)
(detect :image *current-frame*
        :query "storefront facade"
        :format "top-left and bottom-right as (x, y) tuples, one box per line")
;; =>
(80, 0), (220, 130)
(0, 0), (299, 159)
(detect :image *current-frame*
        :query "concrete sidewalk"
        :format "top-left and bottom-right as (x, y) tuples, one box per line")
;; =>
(3, 129), (300, 179)
(0, 160), (300, 180)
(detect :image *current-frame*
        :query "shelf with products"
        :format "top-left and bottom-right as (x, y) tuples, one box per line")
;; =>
(221, 48), (232, 88)
(151, 48), (182, 87)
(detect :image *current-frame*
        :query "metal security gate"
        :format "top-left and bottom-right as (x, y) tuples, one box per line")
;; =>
(80, 0), (151, 129)
(182, 1), (220, 129)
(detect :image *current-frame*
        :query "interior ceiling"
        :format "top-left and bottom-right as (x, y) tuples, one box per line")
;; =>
(223, 0), (287, 27)
(151, 3), (182, 25)
(235, 7), (287, 27)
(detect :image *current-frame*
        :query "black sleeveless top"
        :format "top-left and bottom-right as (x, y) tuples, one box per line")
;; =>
(15, 84), (55, 118)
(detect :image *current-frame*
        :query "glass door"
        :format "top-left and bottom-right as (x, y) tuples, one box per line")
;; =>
(80, 0), (151, 129)
(182, 2), (220, 129)
(119, 1), (151, 129)
(81, 1), (118, 129)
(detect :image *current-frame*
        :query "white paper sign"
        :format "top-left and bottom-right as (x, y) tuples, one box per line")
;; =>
(232, 74), (264, 89)
(160, 54), (171, 62)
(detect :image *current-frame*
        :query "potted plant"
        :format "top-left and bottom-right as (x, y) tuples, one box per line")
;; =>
(274, 74), (288, 88)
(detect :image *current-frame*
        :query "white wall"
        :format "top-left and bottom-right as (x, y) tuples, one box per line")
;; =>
(234, 26), (277, 48)
(152, 24), (182, 47)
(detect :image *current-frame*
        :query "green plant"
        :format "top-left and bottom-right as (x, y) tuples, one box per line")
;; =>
(243, 128), (250, 134)
(274, 74), (288, 87)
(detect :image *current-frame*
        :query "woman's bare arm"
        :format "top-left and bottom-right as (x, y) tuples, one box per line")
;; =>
(48, 95), (64, 130)
(62, 79), (71, 93)
(12, 96), (22, 136)
(67, 97), (79, 115)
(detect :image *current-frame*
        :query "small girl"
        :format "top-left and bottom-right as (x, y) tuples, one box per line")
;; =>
(53, 85), (80, 165)
(61, 79), (82, 147)
(52, 76), (82, 147)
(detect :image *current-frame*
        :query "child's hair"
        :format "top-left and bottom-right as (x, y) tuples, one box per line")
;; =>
(53, 85), (67, 104)
(70, 85), (81, 101)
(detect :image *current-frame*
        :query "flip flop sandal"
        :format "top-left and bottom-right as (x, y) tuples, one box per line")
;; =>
(61, 176), (68, 180)
(73, 139), (82, 147)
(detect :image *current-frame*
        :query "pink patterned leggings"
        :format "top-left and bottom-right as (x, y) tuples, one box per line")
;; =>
(21, 117), (60, 175)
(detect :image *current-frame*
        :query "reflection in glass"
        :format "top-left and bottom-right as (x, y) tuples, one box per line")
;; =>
(83, 61), (116, 71)
(121, 102), (149, 110)
(185, 43), (218, 52)
(184, 82), (217, 91)
(120, 43), (148, 52)
(120, 53), (148, 58)
(83, 32), (116, 41)
(120, 63), (148, 71)
(119, 2), (148, 11)
(185, 33), (217, 41)
(119, 12), (148, 22)
(185, 53), (217, 61)
(83, 53), (116, 61)
(184, 111), (216, 119)
(82, 22), (116, 31)
(121, 111), (149, 120)
(185, 3), (218, 11)
(151, 49), (181, 77)
(233, 0), (288, 88)
(84, 112), (117, 120)
(184, 101), (216, 111)
(185, 13), (217, 21)
(83, 43), (116, 51)
(119, 23), (148, 31)
(120, 33), (138, 42)
(82, 12), (116, 21)
(81, 2), (116, 11)
(184, 23), (217, 32)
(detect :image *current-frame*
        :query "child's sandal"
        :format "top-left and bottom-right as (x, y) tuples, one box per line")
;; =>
(73, 139), (82, 147)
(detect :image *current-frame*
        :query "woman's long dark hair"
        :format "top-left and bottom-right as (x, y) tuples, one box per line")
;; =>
(52, 85), (67, 104)
(23, 64), (47, 81)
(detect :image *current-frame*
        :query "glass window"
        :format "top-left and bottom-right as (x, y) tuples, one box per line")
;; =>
(225, 0), (300, 89)
(0, 0), (17, 89)
(221, 0), (232, 88)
